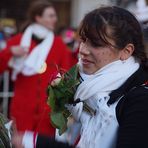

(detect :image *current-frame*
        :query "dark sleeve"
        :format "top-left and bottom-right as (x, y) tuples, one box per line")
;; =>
(36, 134), (74, 148)
(116, 87), (148, 148)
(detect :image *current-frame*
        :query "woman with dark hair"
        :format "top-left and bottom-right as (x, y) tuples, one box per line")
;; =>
(0, 0), (72, 137)
(13, 6), (148, 148)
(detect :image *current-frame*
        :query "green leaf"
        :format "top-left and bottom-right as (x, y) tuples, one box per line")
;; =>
(47, 86), (56, 111)
(50, 112), (68, 135)
(66, 65), (79, 80)
(63, 110), (71, 118)
(59, 87), (69, 94)
(53, 87), (65, 99)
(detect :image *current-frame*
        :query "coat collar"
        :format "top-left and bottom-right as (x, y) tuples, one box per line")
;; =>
(108, 67), (148, 105)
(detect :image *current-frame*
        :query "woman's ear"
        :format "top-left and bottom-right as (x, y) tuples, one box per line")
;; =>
(120, 43), (134, 60)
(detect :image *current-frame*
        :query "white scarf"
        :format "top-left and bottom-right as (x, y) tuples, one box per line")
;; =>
(9, 24), (54, 80)
(69, 56), (139, 148)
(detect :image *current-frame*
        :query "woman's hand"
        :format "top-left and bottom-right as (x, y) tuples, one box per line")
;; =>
(11, 132), (24, 148)
(10, 46), (28, 57)
(11, 121), (24, 148)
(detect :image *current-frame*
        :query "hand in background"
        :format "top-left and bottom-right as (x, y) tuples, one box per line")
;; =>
(12, 132), (24, 148)
(10, 46), (28, 57)
(11, 121), (24, 148)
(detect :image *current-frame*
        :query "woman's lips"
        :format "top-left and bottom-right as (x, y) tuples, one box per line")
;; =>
(82, 59), (93, 65)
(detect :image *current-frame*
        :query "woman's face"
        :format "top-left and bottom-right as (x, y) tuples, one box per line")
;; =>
(36, 7), (57, 31)
(79, 40), (121, 74)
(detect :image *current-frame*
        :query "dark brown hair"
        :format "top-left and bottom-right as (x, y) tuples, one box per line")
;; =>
(79, 6), (148, 69)
(21, 0), (53, 31)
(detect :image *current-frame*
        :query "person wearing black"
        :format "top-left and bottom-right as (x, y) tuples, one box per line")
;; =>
(12, 6), (148, 148)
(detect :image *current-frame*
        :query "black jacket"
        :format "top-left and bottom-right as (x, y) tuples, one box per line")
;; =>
(36, 67), (148, 148)
(36, 136), (74, 148)
(109, 67), (148, 148)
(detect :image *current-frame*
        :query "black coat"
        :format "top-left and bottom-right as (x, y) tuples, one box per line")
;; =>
(109, 66), (148, 148)
(36, 135), (74, 148)
(36, 67), (148, 148)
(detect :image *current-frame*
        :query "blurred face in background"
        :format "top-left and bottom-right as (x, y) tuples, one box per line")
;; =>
(35, 7), (58, 31)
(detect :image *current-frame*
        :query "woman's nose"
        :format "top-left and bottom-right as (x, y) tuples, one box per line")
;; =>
(79, 43), (90, 55)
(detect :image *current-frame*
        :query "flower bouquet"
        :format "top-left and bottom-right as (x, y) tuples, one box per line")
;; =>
(47, 65), (96, 135)
(47, 65), (80, 135)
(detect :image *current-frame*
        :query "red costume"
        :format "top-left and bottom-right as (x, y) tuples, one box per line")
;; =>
(0, 33), (74, 136)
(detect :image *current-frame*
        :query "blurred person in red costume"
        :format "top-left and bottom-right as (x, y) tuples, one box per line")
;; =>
(0, 0), (72, 137)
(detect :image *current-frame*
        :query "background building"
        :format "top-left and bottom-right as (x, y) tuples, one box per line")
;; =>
(0, 0), (112, 32)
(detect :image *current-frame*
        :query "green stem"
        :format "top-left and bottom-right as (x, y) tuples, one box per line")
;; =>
(83, 102), (96, 116)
